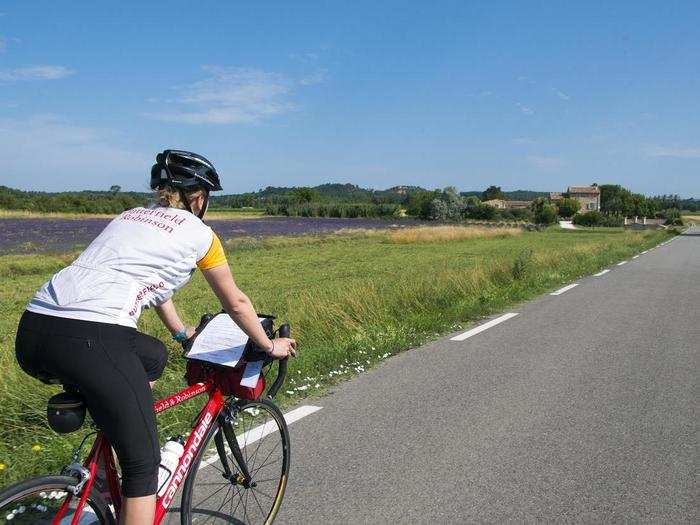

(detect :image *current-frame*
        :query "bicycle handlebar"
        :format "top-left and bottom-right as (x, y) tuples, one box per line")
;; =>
(266, 323), (290, 399)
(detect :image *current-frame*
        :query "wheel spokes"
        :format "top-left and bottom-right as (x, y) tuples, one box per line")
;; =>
(186, 400), (288, 524)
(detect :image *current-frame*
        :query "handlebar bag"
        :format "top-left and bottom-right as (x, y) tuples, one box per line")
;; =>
(186, 359), (265, 400)
(183, 312), (274, 400)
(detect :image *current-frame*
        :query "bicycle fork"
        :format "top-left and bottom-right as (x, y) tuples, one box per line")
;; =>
(215, 406), (255, 489)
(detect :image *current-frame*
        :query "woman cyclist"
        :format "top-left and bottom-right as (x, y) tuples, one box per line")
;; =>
(14, 150), (296, 524)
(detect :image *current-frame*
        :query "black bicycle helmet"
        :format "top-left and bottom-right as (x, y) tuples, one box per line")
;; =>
(150, 149), (222, 219)
(150, 149), (223, 192)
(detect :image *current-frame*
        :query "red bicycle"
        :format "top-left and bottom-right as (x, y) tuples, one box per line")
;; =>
(0, 316), (292, 524)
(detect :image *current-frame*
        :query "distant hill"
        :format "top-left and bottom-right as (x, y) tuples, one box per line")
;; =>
(211, 183), (425, 207)
(460, 190), (549, 201)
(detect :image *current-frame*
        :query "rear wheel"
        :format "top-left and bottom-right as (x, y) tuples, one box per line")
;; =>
(181, 398), (290, 524)
(0, 475), (115, 524)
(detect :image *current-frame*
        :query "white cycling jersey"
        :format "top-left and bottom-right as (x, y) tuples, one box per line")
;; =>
(27, 206), (225, 328)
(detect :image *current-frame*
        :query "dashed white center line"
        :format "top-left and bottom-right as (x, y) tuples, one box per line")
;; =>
(550, 283), (579, 296)
(594, 269), (610, 277)
(199, 405), (323, 469)
(617, 261), (628, 266)
(450, 313), (519, 341)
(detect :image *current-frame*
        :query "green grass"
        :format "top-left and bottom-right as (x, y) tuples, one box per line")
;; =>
(0, 227), (673, 486)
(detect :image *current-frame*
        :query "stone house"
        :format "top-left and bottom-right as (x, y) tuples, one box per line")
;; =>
(483, 199), (532, 210)
(567, 186), (601, 212)
(482, 199), (508, 209)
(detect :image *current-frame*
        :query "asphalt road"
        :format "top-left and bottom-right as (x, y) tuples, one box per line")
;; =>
(188, 227), (699, 523)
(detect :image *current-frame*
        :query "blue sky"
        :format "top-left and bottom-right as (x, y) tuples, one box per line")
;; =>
(0, 1), (698, 196)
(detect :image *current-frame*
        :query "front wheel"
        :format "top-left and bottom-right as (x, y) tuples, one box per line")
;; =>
(180, 398), (290, 524)
(0, 475), (115, 524)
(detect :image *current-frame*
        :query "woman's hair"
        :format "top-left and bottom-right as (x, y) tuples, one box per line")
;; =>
(156, 186), (205, 209)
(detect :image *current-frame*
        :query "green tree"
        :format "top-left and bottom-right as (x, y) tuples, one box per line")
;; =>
(109, 185), (121, 194)
(557, 197), (581, 218)
(530, 197), (557, 224)
(290, 187), (321, 204)
(599, 184), (635, 215)
(482, 185), (505, 201)
(406, 190), (438, 219)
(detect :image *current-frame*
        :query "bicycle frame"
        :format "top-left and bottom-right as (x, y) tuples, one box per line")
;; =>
(52, 380), (225, 525)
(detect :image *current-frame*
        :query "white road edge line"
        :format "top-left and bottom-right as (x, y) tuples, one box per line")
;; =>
(632, 255), (639, 259)
(450, 313), (519, 342)
(617, 261), (628, 266)
(641, 250), (649, 254)
(594, 269), (610, 277)
(550, 283), (579, 296)
(199, 405), (323, 469)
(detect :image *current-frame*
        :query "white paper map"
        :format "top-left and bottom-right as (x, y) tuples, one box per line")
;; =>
(186, 314), (264, 388)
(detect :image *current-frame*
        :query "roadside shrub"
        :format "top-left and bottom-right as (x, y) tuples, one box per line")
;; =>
(572, 212), (624, 227)
(500, 208), (532, 222)
(464, 203), (497, 220)
(572, 211), (603, 226)
(600, 215), (624, 227)
(661, 208), (684, 225)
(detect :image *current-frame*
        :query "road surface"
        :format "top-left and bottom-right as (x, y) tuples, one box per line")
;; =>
(179, 227), (698, 523)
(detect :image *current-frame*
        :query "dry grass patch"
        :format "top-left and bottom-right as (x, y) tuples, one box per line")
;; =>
(388, 225), (521, 243)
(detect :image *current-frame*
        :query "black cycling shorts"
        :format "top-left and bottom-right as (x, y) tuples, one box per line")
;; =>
(15, 310), (168, 498)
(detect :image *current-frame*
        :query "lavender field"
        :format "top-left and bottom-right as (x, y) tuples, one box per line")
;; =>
(0, 216), (421, 253)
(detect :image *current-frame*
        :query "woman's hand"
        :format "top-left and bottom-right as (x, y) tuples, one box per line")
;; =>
(268, 337), (297, 359)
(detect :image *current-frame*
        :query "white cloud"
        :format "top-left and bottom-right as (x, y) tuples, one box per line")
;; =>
(147, 67), (300, 125)
(299, 69), (327, 86)
(552, 88), (570, 101)
(512, 137), (535, 145)
(516, 102), (534, 115)
(647, 146), (700, 159)
(0, 65), (74, 82)
(526, 155), (565, 169)
(0, 115), (150, 190)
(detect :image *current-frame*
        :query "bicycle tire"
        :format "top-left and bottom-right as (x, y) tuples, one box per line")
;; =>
(180, 398), (290, 524)
(0, 475), (115, 524)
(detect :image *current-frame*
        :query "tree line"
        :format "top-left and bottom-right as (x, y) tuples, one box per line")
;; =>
(0, 183), (696, 220)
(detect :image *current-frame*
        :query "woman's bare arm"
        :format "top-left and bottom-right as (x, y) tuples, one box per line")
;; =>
(202, 264), (296, 358)
(155, 298), (193, 337)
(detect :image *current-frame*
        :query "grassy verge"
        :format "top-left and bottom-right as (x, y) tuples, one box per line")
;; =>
(0, 226), (673, 485)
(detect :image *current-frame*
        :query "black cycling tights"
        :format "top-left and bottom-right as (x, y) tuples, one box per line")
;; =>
(15, 311), (167, 498)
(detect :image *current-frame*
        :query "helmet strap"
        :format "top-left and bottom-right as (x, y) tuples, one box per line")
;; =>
(199, 192), (210, 220)
(178, 187), (194, 215)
